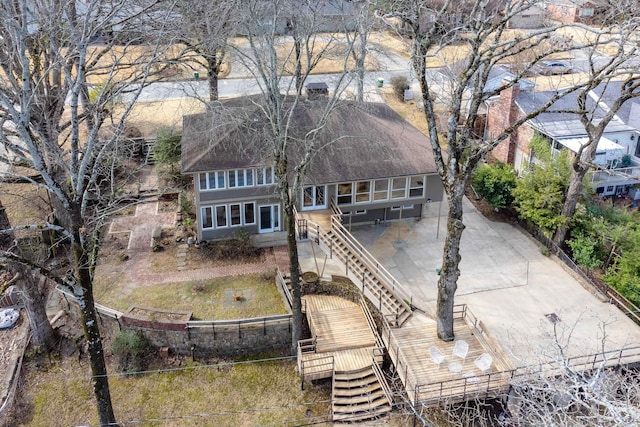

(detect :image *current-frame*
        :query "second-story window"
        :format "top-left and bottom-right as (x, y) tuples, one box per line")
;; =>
(199, 171), (225, 191)
(228, 169), (254, 188)
(355, 181), (371, 203)
(257, 166), (274, 185)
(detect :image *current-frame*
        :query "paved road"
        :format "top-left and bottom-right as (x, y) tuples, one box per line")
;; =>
(122, 38), (414, 104)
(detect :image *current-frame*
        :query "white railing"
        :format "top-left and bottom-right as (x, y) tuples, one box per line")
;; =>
(588, 165), (640, 184)
(330, 216), (414, 309)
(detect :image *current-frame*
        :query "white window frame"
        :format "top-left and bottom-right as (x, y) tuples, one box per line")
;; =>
(391, 204), (413, 211)
(257, 166), (274, 186)
(228, 169), (254, 189)
(201, 206), (214, 229)
(199, 171), (225, 191)
(229, 203), (242, 227)
(244, 202), (256, 225)
(302, 185), (327, 210)
(355, 180), (371, 204)
(373, 179), (389, 201)
(409, 176), (425, 198)
(215, 205), (228, 228)
(391, 177), (408, 199)
(337, 182), (354, 205)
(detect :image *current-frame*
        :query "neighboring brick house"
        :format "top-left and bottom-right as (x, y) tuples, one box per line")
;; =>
(487, 81), (640, 197)
(180, 98), (443, 244)
(544, 0), (606, 23)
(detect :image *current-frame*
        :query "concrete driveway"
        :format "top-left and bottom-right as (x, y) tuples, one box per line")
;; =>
(342, 198), (640, 366)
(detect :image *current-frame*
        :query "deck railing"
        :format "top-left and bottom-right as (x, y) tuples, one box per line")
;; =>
(295, 200), (416, 323)
(57, 286), (293, 332)
(383, 302), (640, 406)
(330, 215), (414, 308)
(275, 268), (293, 308)
(360, 295), (385, 350)
(371, 347), (394, 404)
(298, 336), (334, 389)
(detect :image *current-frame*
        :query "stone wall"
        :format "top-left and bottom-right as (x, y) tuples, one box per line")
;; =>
(52, 290), (294, 358)
(96, 312), (292, 358)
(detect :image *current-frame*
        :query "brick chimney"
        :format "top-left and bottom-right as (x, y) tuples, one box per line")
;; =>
(487, 81), (521, 165)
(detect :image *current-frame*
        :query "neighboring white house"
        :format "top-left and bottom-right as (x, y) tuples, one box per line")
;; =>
(487, 81), (640, 198)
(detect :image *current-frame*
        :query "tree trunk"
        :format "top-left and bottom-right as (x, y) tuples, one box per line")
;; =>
(70, 207), (117, 426)
(356, 62), (365, 102)
(206, 54), (219, 101)
(553, 162), (589, 247)
(294, 38), (303, 93)
(17, 268), (59, 352)
(0, 201), (58, 352)
(436, 189), (465, 341)
(282, 192), (302, 355)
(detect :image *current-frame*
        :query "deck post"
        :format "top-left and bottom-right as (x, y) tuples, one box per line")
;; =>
(379, 290), (382, 311)
(345, 257), (349, 274)
(330, 239), (333, 258)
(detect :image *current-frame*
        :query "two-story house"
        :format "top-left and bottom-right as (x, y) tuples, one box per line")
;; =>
(180, 97), (442, 244)
(486, 81), (640, 198)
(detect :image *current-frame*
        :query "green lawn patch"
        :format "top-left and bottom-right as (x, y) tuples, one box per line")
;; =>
(94, 273), (287, 320)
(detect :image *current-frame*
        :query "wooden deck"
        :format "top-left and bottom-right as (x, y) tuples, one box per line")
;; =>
(299, 295), (381, 380)
(382, 309), (514, 406)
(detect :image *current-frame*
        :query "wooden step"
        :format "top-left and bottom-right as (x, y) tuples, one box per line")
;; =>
(333, 389), (385, 405)
(334, 374), (378, 388)
(334, 367), (375, 381)
(332, 403), (392, 422)
(334, 382), (382, 397)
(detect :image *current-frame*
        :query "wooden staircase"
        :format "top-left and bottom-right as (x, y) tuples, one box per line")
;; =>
(323, 227), (412, 327)
(332, 365), (392, 422)
(144, 141), (155, 165)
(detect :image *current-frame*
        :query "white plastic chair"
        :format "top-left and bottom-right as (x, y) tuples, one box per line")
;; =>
(474, 353), (493, 373)
(452, 340), (469, 360)
(429, 346), (445, 366)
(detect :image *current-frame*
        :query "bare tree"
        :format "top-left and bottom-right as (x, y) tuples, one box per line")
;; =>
(162, 0), (237, 101)
(0, 0), (169, 424)
(551, 20), (640, 246)
(232, 0), (357, 351)
(382, 0), (586, 340)
(0, 200), (58, 352)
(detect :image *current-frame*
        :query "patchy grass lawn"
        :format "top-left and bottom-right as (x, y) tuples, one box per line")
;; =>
(94, 273), (287, 320)
(0, 183), (49, 228)
(275, 41), (379, 75)
(21, 357), (330, 427)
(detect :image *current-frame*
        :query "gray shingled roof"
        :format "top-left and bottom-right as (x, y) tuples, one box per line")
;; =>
(593, 80), (640, 130)
(181, 98), (437, 184)
(516, 89), (633, 138)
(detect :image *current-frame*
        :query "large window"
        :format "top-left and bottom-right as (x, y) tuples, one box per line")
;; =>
(244, 202), (255, 225)
(228, 169), (254, 188)
(202, 203), (256, 230)
(373, 179), (389, 201)
(257, 166), (274, 185)
(201, 207), (213, 229)
(215, 205), (227, 228)
(303, 186), (326, 209)
(409, 176), (425, 198)
(391, 177), (407, 199)
(199, 171), (225, 191)
(337, 183), (353, 205)
(355, 181), (371, 203)
(230, 204), (241, 226)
